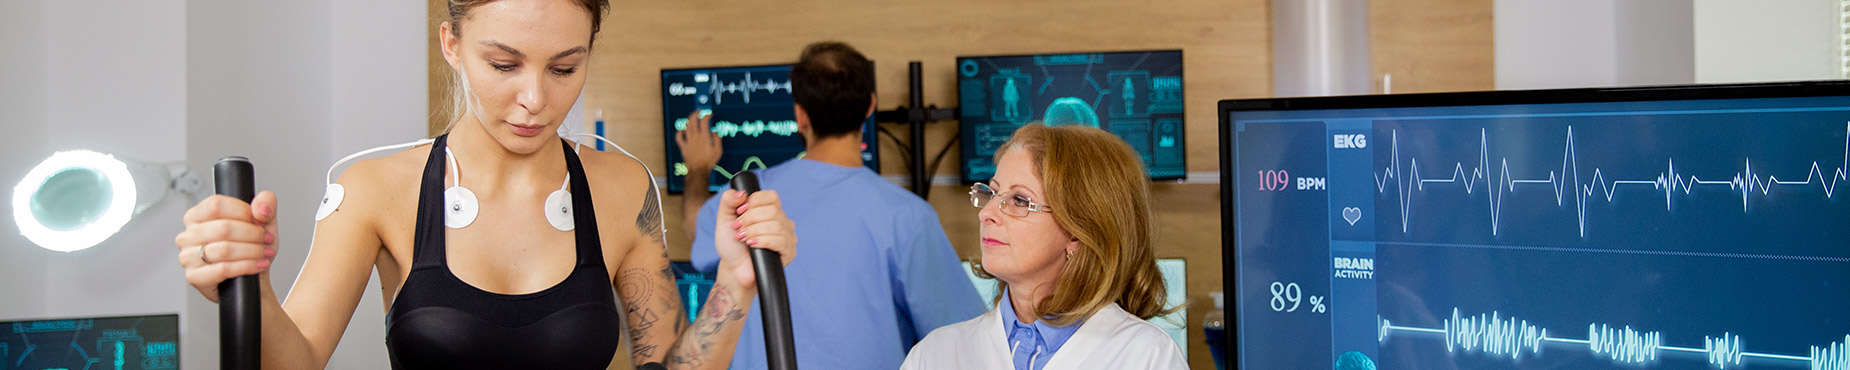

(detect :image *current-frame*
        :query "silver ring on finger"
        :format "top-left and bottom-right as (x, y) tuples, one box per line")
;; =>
(199, 244), (211, 264)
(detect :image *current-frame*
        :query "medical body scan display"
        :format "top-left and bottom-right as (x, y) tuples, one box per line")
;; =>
(1221, 82), (1850, 370)
(660, 64), (879, 193)
(0, 315), (180, 370)
(958, 50), (1186, 183)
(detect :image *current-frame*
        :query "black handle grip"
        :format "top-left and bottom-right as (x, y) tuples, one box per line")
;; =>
(730, 172), (797, 370)
(214, 157), (260, 370)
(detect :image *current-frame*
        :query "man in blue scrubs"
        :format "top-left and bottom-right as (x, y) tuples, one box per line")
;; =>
(681, 41), (986, 370)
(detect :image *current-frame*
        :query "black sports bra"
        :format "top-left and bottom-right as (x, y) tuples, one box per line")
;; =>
(385, 135), (622, 369)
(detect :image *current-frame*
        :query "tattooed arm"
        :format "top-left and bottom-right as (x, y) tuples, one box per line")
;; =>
(616, 178), (796, 369)
(663, 188), (797, 370)
(616, 180), (686, 364)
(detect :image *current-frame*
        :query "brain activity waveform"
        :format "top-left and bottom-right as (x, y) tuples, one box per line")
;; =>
(1379, 310), (1848, 369)
(1588, 324), (1660, 364)
(710, 120), (799, 138)
(1443, 309), (1548, 360)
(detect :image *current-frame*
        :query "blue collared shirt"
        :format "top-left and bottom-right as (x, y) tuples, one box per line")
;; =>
(997, 291), (1083, 370)
(693, 159), (986, 370)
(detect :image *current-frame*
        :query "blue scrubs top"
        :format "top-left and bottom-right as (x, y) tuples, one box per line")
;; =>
(693, 159), (986, 370)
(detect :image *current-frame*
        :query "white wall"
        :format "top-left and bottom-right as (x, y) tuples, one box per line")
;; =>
(0, 0), (422, 368)
(1615, 0), (1696, 86)
(1495, 0), (1695, 90)
(0, 0), (52, 321)
(0, 0), (192, 326)
(1496, 0), (1849, 90)
(186, 0), (337, 365)
(1694, 0), (1842, 83)
(1495, 0), (1619, 89)
(38, 0), (191, 322)
(325, 0), (429, 367)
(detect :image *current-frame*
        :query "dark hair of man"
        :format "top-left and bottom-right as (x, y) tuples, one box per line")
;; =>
(790, 41), (875, 139)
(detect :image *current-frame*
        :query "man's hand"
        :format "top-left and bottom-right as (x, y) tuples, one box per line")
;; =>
(677, 109), (722, 174)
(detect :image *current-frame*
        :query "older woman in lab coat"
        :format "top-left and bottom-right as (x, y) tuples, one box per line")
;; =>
(902, 123), (1187, 370)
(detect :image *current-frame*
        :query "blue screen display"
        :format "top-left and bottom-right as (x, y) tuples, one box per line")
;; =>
(671, 261), (715, 324)
(957, 50), (1187, 183)
(660, 64), (879, 193)
(1224, 88), (1850, 370)
(0, 314), (179, 370)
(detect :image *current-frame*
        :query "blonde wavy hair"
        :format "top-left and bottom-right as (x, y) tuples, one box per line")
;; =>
(972, 122), (1174, 326)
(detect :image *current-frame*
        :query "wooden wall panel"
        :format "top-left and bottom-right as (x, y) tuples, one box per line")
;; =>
(1370, 0), (1494, 93)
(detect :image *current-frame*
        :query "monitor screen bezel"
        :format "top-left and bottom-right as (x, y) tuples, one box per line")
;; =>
(1215, 79), (1850, 369)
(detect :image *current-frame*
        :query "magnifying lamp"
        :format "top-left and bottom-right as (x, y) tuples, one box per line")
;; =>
(12, 150), (201, 252)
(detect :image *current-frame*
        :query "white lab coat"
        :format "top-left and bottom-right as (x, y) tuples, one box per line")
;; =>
(901, 302), (1189, 370)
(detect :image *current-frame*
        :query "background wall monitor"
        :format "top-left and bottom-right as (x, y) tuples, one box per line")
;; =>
(956, 50), (1186, 183)
(1219, 80), (1850, 370)
(660, 63), (879, 193)
(0, 313), (180, 370)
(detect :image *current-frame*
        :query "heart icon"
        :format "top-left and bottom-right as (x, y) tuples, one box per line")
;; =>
(1342, 207), (1362, 226)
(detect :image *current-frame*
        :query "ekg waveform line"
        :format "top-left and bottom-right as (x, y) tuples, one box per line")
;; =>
(710, 72), (791, 105)
(1374, 123), (1850, 237)
(1379, 310), (1849, 369)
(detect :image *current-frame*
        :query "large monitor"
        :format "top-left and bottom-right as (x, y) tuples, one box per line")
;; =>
(661, 64), (879, 193)
(1220, 81), (1850, 370)
(957, 50), (1187, 183)
(0, 314), (180, 370)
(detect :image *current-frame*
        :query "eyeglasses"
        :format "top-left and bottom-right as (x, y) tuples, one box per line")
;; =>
(970, 182), (1054, 218)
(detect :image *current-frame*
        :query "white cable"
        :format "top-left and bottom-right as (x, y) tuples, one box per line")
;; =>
(317, 138), (436, 221)
(444, 147), (461, 188)
(325, 138), (434, 185)
(564, 133), (667, 244)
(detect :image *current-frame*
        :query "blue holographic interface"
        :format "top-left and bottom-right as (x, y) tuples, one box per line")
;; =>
(660, 64), (879, 193)
(957, 50), (1186, 183)
(0, 314), (179, 370)
(1224, 85), (1850, 370)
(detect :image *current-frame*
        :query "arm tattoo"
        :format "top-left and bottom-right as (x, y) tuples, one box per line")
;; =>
(636, 180), (665, 246)
(619, 268), (660, 359)
(621, 245), (688, 364)
(661, 249), (686, 336)
(665, 283), (748, 368)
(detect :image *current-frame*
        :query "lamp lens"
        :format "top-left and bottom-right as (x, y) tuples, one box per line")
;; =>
(30, 168), (113, 231)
